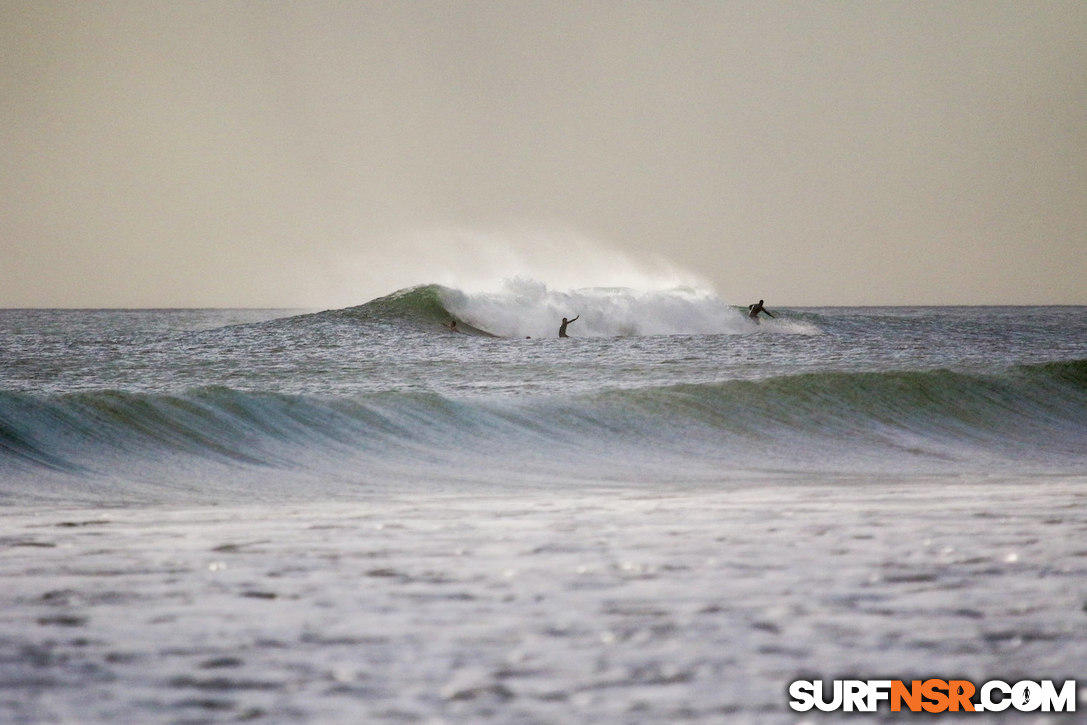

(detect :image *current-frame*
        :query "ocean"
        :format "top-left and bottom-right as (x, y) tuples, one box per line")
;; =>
(2, 284), (1086, 722)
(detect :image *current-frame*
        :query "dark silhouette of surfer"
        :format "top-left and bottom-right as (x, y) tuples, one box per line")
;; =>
(559, 315), (579, 338)
(748, 300), (774, 323)
(445, 319), (458, 332)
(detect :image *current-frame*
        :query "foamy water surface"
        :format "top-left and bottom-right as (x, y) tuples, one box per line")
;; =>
(3, 481), (1086, 723)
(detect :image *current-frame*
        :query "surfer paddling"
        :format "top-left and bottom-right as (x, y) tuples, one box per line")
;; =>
(558, 315), (579, 338)
(748, 300), (775, 324)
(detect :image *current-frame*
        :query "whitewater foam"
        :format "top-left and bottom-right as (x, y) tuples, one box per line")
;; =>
(437, 279), (817, 338)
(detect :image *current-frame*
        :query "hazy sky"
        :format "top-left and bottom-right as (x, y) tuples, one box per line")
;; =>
(2, 1), (1085, 307)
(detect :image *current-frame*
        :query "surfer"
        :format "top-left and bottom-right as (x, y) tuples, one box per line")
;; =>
(558, 315), (579, 338)
(445, 319), (458, 332)
(748, 300), (774, 323)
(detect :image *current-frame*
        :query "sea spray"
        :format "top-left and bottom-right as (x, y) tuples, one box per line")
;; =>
(326, 225), (708, 309)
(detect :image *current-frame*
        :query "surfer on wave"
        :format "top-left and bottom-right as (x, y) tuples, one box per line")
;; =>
(748, 300), (774, 324)
(559, 315), (579, 338)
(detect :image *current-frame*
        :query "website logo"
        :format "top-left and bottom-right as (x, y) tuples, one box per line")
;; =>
(789, 679), (1076, 713)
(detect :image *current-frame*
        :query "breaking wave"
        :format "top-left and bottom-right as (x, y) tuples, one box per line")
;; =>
(327, 281), (819, 338)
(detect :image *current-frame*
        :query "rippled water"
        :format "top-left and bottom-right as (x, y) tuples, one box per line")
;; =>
(2, 304), (1085, 398)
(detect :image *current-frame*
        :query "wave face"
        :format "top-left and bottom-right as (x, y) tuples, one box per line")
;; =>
(3, 361), (1085, 503)
(336, 284), (452, 327)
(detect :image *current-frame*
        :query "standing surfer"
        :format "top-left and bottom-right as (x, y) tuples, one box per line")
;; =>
(748, 300), (775, 323)
(559, 315), (579, 338)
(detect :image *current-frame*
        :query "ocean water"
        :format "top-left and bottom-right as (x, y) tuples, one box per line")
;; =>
(2, 285), (1085, 502)
(2, 285), (1086, 723)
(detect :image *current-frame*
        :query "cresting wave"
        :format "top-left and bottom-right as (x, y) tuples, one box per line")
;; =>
(2, 361), (1085, 502)
(334, 282), (819, 338)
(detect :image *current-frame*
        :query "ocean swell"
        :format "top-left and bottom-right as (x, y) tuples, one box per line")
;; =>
(2, 361), (1085, 503)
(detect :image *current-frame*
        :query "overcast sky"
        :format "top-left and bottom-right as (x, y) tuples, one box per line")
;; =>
(2, 1), (1085, 307)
